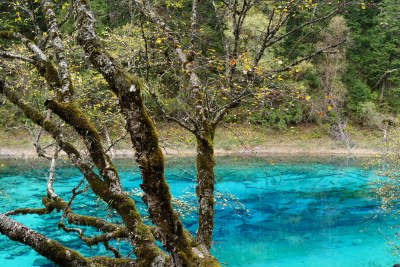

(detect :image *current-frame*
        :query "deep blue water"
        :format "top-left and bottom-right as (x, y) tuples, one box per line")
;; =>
(0, 156), (399, 266)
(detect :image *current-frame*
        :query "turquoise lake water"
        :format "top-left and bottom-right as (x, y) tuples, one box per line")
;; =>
(0, 156), (399, 266)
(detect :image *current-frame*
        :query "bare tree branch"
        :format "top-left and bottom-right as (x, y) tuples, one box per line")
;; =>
(41, 0), (74, 102)
(135, 0), (208, 129)
(47, 145), (60, 199)
(212, 89), (252, 126)
(374, 68), (400, 88)
(253, 2), (345, 68)
(150, 90), (197, 133)
(269, 39), (347, 73)
(82, 228), (128, 247)
(5, 207), (52, 216)
(0, 50), (35, 63)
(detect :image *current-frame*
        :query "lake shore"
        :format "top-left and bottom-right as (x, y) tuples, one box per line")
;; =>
(0, 145), (382, 159)
(0, 123), (385, 159)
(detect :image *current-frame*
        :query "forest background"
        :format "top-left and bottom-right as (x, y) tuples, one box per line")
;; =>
(0, 0), (399, 155)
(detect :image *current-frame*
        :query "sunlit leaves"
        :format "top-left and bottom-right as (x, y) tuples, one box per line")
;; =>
(165, 0), (185, 9)
(14, 12), (22, 23)
(155, 38), (162, 44)
(61, 2), (69, 10)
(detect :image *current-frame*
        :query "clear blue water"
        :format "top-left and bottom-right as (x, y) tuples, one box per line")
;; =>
(0, 156), (399, 266)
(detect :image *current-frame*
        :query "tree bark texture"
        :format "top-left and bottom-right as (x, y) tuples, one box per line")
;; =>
(195, 132), (216, 249)
(0, 214), (92, 267)
(73, 1), (196, 265)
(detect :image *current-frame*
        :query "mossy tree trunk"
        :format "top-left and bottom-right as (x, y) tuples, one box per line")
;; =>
(195, 129), (216, 249)
(72, 1), (219, 266)
(0, 214), (93, 267)
(135, 0), (218, 250)
(0, 0), (223, 265)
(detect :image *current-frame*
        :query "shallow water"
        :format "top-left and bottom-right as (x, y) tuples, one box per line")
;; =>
(0, 156), (399, 266)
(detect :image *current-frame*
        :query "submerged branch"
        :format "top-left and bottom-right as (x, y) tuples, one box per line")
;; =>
(0, 214), (92, 267)
(82, 228), (129, 246)
(0, 215), (134, 266)
(5, 207), (52, 216)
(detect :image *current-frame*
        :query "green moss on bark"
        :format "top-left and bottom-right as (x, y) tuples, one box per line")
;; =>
(195, 130), (216, 249)
(0, 30), (14, 39)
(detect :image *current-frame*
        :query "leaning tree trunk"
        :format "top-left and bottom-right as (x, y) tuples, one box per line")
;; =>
(195, 131), (216, 249)
(72, 1), (198, 265)
(0, 214), (92, 267)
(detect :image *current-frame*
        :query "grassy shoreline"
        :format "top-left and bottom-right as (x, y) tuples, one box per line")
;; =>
(0, 123), (385, 158)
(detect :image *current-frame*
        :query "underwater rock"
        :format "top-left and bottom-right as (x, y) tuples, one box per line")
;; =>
(33, 258), (54, 266)
(352, 238), (362, 245)
(10, 246), (30, 256)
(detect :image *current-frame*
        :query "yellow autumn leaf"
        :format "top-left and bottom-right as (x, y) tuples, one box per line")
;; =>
(62, 2), (69, 9)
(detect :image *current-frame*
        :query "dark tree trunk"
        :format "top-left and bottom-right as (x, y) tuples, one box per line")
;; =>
(195, 131), (215, 249)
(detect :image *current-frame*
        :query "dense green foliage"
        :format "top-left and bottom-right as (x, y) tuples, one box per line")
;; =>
(0, 0), (399, 133)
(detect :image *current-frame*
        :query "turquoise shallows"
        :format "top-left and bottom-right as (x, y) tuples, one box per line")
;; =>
(0, 156), (398, 266)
